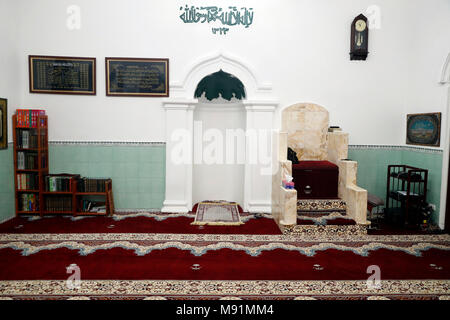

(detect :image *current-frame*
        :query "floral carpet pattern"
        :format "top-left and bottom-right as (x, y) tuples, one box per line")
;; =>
(0, 213), (449, 300)
(0, 233), (449, 257)
(1, 279), (449, 300)
(0, 231), (449, 300)
(297, 199), (347, 214)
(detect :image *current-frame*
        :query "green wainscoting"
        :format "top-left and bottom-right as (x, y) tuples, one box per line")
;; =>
(49, 143), (166, 211)
(349, 146), (443, 224)
(401, 148), (443, 223)
(0, 143), (444, 224)
(0, 143), (166, 221)
(0, 146), (14, 222)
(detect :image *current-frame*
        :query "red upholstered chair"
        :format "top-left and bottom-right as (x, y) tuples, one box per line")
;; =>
(291, 160), (339, 199)
(272, 103), (368, 226)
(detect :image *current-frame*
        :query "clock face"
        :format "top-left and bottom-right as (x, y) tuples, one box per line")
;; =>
(355, 19), (367, 32)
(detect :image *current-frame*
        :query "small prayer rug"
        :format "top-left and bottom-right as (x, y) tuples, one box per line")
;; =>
(192, 201), (243, 226)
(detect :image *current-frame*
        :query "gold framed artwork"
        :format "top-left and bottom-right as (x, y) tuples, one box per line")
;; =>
(29, 55), (96, 95)
(0, 98), (7, 149)
(105, 57), (169, 97)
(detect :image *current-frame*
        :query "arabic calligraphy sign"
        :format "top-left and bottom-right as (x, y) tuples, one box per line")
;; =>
(179, 5), (254, 34)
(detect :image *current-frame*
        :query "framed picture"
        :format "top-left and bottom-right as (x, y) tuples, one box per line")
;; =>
(106, 57), (169, 97)
(0, 98), (7, 149)
(29, 55), (96, 95)
(406, 112), (441, 147)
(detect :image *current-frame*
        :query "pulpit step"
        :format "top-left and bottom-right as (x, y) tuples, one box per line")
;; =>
(297, 199), (346, 215)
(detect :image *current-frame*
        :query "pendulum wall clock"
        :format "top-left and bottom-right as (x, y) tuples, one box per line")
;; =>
(350, 14), (369, 60)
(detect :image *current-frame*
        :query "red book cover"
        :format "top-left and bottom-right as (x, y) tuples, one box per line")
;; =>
(17, 110), (22, 127)
(19, 109), (25, 128)
(24, 110), (29, 128)
(31, 110), (36, 128)
(21, 110), (26, 128)
(32, 110), (42, 127)
(17, 109), (45, 128)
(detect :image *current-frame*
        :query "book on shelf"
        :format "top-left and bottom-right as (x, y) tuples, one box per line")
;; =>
(16, 152), (38, 170)
(16, 109), (46, 128)
(17, 151), (25, 169)
(45, 176), (73, 192)
(23, 131), (29, 148)
(16, 173), (39, 190)
(16, 130), (39, 149)
(45, 196), (72, 212)
(79, 200), (106, 213)
(20, 193), (38, 212)
(76, 177), (110, 193)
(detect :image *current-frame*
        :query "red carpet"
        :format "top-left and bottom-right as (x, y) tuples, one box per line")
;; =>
(0, 247), (449, 281)
(0, 214), (449, 300)
(0, 214), (281, 234)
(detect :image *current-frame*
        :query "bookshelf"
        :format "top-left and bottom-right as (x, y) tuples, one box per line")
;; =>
(41, 174), (80, 215)
(13, 111), (115, 217)
(13, 112), (48, 216)
(386, 165), (428, 226)
(74, 178), (114, 216)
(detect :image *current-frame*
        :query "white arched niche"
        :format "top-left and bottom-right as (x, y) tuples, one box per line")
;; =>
(161, 52), (278, 213)
(192, 96), (246, 205)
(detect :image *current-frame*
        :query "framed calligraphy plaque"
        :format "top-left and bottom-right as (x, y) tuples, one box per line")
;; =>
(105, 58), (169, 97)
(0, 98), (6, 149)
(29, 55), (96, 95)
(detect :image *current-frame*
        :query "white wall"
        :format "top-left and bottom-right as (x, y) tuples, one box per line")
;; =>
(3, 0), (450, 146)
(404, 0), (450, 145)
(0, 0), (20, 136)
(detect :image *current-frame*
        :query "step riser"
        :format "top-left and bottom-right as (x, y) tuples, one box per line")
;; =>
(297, 199), (347, 215)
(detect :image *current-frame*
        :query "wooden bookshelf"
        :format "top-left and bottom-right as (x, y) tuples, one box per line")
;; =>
(386, 165), (428, 227)
(13, 113), (48, 216)
(13, 112), (115, 217)
(74, 179), (114, 216)
(41, 174), (80, 215)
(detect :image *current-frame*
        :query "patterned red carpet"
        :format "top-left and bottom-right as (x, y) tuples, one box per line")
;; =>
(0, 212), (281, 235)
(0, 213), (449, 300)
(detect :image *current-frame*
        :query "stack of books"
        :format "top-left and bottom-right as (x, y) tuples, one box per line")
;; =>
(45, 196), (72, 212)
(17, 173), (39, 190)
(17, 152), (38, 170)
(19, 194), (38, 212)
(16, 109), (46, 128)
(77, 178), (109, 192)
(16, 131), (38, 148)
(45, 176), (73, 192)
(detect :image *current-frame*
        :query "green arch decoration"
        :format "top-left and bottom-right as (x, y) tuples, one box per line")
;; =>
(194, 69), (246, 101)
